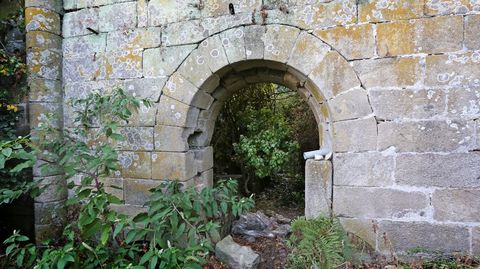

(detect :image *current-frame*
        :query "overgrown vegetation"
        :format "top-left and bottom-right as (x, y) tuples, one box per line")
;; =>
(0, 88), (255, 268)
(212, 83), (318, 206)
(286, 216), (352, 269)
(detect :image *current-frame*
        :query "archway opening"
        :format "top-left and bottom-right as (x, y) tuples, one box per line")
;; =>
(185, 60), (334, 221)
(211, 82), (318, 217)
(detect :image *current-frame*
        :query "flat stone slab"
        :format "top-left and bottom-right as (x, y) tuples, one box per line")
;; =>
(215, 235), (260, 269)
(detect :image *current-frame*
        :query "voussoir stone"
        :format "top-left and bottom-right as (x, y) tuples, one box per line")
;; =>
(309, 51), (361, 99)
(315, 23), (375, 60)
(263, 25), (300, 63)
(143, 45), (196, 78)
(287, 32), (330, 76)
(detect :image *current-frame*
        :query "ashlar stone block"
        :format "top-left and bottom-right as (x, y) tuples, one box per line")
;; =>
(196, 35), (229, 73)
(370, 89), (446, 120)
(178, 49), (214, 88)
(396, 153), (480, 188)
(333, 117), (377, 152)
(148, 0), (201, 26)
(425, 0), (480, 16)
(154, 125), (192, 152)
(193, 146), (214, 173)
(27, 47), (62, 80)
(333, 187), (429, 219)
(358, 0), (424, 22)
(119, 151), (151, 179)
(376, 16), (463, 57)
(95, 49), (143, 79)
(328, 87), (372, 121)
(62, 8), (99, 38)
(107, 27), (161, 51)
(151, 152), (197, 181)
(314, 24), (374, 60)
(432, 189), (480, 222)
(118, 127), (154, 151)
(466, 15), (480, 50)
(426, 52), (480, 88)
(25, 7), (61, 35)
(63, 34), (106, 58)
(143, 45), (196, 78)
(334, 152), (394, 187)
(378, 120), (474, 152)
(378, 221), (470, 254)
(353, 57), (422, 88)
(447, 88), (480, 119)
(305, 160), (332, 218)
(98, 2), (137, 32)
(156, 95), (199, 128)
(244, 25), (265, 60)
(124, 179), (160, 205)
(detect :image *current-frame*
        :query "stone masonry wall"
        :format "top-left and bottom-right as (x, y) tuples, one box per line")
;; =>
(26, 0), (480, 255)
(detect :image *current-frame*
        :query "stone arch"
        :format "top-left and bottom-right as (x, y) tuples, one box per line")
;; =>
(154, 24), (371, 216)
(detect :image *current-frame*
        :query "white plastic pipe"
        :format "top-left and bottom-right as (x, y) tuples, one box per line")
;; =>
(303, 148), (331, 160)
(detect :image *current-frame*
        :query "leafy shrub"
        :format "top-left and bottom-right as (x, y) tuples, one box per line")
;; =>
(286, 216), (352, 269)
(1, 88), (254, 269)
(233, 107), (299, 179)
(0, 136), (38, 205)
(0, 7), (32, 205)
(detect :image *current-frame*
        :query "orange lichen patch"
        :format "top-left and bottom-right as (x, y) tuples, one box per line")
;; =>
(377, 16), (463, 56)
(119, 151), (152, 179)
(392, 57), (421, 86)
(377, 20), (415, 57)
(314, 24), (374, 60)
(95, 50), (142, 79)
(358, 0), (424, 22)
(26, 47), (61, 80)
(425, 0), (479, 15)
(26, 31), (61, 50)
(328, 0), (357, 25)
(25, 7), (61, 35)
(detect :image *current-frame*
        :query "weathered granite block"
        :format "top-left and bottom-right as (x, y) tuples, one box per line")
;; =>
(396, 153), (480, 188)
(334, 187), (429, 219)
(378, 120), (474, 152)
(151, 152), (197, 181)
(377, 221), (470, 254)
(334, 152), (394, 187)
(432, 189), (480, 222)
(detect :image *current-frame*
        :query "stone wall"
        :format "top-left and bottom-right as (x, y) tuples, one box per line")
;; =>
(26, 0), (480, 255)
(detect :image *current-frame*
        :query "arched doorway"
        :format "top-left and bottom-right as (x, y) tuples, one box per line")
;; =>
(154, 24), (368, 216)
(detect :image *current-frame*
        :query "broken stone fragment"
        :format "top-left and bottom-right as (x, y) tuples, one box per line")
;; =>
(215, 235), (260, 269)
